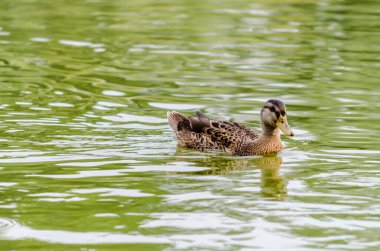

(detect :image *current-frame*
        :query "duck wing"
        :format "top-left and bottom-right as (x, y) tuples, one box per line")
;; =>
(167, 111), (258, 153)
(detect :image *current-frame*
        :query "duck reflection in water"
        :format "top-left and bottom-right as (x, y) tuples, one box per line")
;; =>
(254, 156), (287, 199)
(174, 150), (287, 199)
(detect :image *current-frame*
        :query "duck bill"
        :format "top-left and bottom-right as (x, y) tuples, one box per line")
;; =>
(278, 117), (294, 136)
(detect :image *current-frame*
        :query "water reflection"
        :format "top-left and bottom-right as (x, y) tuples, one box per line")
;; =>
(255, 157), (287, 199)
(175, 151), (287, 199)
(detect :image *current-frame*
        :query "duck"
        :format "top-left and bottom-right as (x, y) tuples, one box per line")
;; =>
(167, 99), (294, 156)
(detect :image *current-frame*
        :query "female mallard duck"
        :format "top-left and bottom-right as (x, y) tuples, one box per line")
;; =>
(167, 99), (294, 156)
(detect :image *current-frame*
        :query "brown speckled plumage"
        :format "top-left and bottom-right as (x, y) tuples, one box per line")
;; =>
(167, 100), (294, 156)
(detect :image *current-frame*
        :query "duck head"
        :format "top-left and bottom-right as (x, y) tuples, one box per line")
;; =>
(260, 99), (294, 136)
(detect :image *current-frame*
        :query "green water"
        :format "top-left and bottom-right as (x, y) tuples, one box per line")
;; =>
(1, 0), (380, 250)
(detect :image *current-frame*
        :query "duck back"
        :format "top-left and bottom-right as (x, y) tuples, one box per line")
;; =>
(167, 111), (258, 154)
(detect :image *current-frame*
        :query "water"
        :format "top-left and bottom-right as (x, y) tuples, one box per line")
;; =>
(1, 0), (380, 250)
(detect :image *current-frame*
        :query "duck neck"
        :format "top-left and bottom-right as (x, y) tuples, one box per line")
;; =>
(238, 127), (283, 155)
(258, 127), (281, 143)
(261, 124), (280, 137)
(252, 127), (283, 154)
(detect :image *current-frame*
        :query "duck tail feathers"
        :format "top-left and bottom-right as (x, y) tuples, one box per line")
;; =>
(167, 111), (188, 132)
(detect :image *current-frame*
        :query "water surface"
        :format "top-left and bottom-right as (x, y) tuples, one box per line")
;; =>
(1, 0), (380, 250)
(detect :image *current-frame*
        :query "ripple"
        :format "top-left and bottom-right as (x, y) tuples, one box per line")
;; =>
(27, 192), (86, 202)
(29, 107), (52, 111)
(56, 159), (143, 167)
(0, 218), (19, 232)
(59, 40), (103, 48)
(29, 192), (70, 197)
(102, 90), (125, 96)
(95, 213), (119, 218)
(36, 197), (86, 202)
(141, 213), (243, 230)
(71, 188), (153, 197)
(0, 150), (47, 158)
(30, 37), (50, 42)
(164, 191), (223, 203)
(0, 182), (17, 187)
(214, 8), (273, 16)
(0, 203), (17, 209)
(149, 102), (205, 110)
(27, 169), (122, 179)
(322, 149), (380, 155)
(15, 102), (32, 106)
(48, 102), (74, 108)
(97, 101), (127, 107)
(1, 225), (168, 244)
(103, 113), (166, 123)
(2, 154), (105, 164)
(29, 163), (209, 179)
(150, 49), (235, 58)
